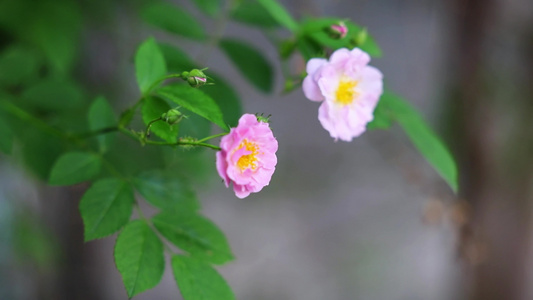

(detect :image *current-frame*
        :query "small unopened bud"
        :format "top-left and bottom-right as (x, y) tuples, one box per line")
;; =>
(255, 113), (271, 123)
(181, 68), (209, 88)
(161, 108), (186, 125)
(327, 22), (348, 39)
(283, 79), (294, 93)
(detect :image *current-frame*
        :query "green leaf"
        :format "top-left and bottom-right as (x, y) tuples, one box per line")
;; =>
(219, 38), (274, 93)
(179, 109), (212, 139)
(0, 45), (40, 87)
(135, 37), (167, 96)
(347, 22), (382, 57)
(158, 44), (242, 127)
(296, 37), (323, 61)
(203, 75), (242, 127)
(80, 178), (134, 241)
(36, 21), (80, 76)
(118, 106), (137, 128)
(191, 0), (222, 16)
(0, 116), (13, 154)
(153, 212), (234, 264)
(367, 97), (393, 130)
(142, 2), (206, 41)
(357, 33), (382, 58)
(0, 0), (80, 73)
(21, 78), (84, 111)
(114, 220), (164, 298)
(49, 152), (102, 186)
(134, 170), (200, 211)
(26, 1), (82, 76)
(171, 255), (235, 300)
(230, 1), (280, 28)
(381, 92), (458, 193)
(301, 18), (382, 57)
(256, 0), (298, 32)
(142, 96), (178, 142)
(103, 140), (166, 178)
(21, 130), (64, 180)
(157, 85), (227, 130)
(159, 43), (196, 71)
(304, 20), (349, 50)
(88, 96), (117, 153)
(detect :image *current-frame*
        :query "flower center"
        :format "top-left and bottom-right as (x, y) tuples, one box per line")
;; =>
(335, 79), (358, 105)
(236, 139), (260, 171)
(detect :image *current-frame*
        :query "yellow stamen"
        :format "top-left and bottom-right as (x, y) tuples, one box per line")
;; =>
(236, 139), (259, 171)
(335, 79), (358, 105)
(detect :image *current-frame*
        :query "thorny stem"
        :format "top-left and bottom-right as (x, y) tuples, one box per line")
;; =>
(146, 139), (222, 151)
(0, 98), (221, 153)
(118, 127), (222, 151)
(144, 117), (162, 138)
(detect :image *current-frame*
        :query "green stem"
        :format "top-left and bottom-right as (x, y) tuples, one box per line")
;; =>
(0, 99), (88, 147)
(146, 139), (221, 151)
(0, 100), (65, 139)
(196, 132), (228, 143)
(100, 156), (126, 179)
(73, 126), (119, 139)
(176, 140), (221, 150)
(0, 99), (129, 180)
(118, 127), (141, 141)
(135, 202), (148, 222)
(114, 133), (178, 255)
(118, 97), (144, 128)
(1, 96), (219, 153)
(145, 117), (162, 138)
(145, 74), (183, 95)
(118, 126), (221, 150)
(135, 202), (176, 254)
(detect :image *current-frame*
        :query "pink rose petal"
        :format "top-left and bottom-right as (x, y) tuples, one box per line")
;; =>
(216, 114), (278, 199)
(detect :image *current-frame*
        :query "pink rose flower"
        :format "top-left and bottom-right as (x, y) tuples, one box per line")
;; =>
(302, 48), (383, 142)
(216, 114), (278, 199)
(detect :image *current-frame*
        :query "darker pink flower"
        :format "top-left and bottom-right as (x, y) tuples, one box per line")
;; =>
(302, 48), (383, 141)
(216, 114), (278, 199)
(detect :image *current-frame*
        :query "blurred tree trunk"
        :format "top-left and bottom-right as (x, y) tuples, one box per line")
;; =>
(45, 186), (103, 300)
(447, 0), (533, 299)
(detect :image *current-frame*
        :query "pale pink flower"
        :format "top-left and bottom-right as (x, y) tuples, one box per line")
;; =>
(216, 114), (278, 199)
(302, 48), (383, 142)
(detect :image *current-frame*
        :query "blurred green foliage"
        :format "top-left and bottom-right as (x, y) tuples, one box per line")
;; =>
(0, 0), (459, 299)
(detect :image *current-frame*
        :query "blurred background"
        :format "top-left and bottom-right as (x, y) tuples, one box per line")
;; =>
(1, 0), (533, 299)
